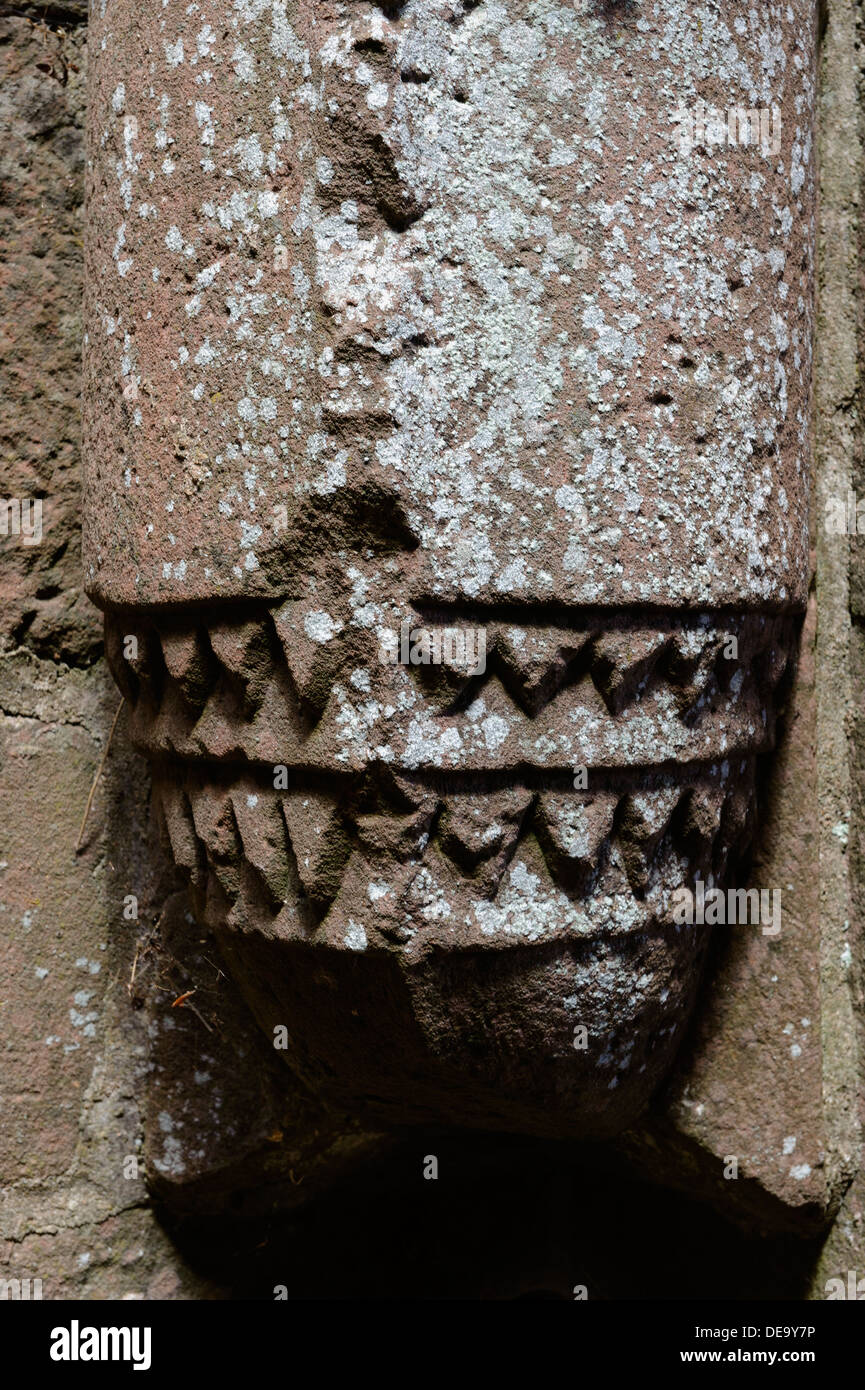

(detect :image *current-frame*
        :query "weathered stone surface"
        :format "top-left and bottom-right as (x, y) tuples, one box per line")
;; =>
(83, 1), (817, 1146)
(138, 887), (389, 1215)
(110, 607), (796, 772)
(620, 594), (835, 1231)
(0, 650), (214, 1297)
(661, 599), (827, 1221)
(84, 0), (813, 610)
(0, 13), (217, 1300)
(7, 0), (865, 1304)
(0, 15), (99, 666)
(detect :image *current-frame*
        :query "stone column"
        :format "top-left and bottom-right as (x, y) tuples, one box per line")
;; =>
(84, 2), (816, 1138)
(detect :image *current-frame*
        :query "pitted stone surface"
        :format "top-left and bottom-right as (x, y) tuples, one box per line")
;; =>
(0, 16), (99, 665)
(84, 0), (813, 609)
(7, 0), (862, 1304)
(107, 607), (794, 770)
(84, 2), (815, 1141)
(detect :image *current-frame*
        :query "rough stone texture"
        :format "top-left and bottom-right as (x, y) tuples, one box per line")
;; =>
(0, 10), (215, 1300)
(101, 603), (801, 1136)
(620, 582), (854, 1233)
(81, 0), (817, 1149)
(137, 886), (390, 1216)
(84, 0), (813, 610)
(1, 0), (864, 1302)
(0, 645), (218, 1297)
(0, 13), (99, 666)
(812, 0), (865, 1298)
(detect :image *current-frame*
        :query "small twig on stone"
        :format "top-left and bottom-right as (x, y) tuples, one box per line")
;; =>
(185, 999), (214, 1033)
(127, 943), (141, 998)
(200, 954), (225, 981)
(76, 697), (124, 854)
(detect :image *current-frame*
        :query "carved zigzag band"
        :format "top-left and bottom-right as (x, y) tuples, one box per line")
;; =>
(106, 609), (795, 773)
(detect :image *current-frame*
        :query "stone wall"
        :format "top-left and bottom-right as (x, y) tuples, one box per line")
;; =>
(1, 0), (864, 1300)
(0, 5), (214, 1298)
